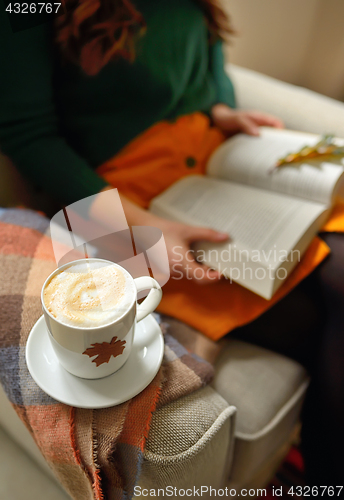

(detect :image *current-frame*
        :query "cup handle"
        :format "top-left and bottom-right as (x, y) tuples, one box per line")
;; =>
(134, 277), (162, 322)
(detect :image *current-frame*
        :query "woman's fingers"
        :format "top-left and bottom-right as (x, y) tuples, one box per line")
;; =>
(211, 104), (284, 136)
(169, 250), (222, 283)
(235, 112), (284, 135)
(181, 258), (222, 284)
(246, 111), (284, 129)
(168, 225), (228, 283)
(185, 226), (229, 243)
(237, 115), (260, 136)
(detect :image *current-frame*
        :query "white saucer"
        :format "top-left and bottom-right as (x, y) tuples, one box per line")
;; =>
(26, 315), (164, 409)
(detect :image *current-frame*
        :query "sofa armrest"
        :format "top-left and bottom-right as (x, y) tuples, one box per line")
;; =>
(228, 64), (344, 138)
(0, 382), (236, 495)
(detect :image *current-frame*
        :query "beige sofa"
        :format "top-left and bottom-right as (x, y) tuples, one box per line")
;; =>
(1, 64), (344, 499)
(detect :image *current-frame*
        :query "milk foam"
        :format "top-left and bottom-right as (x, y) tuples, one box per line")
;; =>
(43, 262), (134, 328)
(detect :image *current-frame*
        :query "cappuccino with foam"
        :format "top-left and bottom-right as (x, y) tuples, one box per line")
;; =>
(43, 261), (135, 328)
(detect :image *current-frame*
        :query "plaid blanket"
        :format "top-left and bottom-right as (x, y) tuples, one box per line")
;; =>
(0, 208), (214, 500)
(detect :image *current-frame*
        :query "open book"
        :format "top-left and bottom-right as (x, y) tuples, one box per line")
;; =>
(150, 128), (344, 299)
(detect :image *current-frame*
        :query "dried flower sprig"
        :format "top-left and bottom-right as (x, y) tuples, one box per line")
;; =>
(269, 134), (344, 173)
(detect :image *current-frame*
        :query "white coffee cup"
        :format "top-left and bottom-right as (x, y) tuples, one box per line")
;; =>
(41, 258), (162, 379)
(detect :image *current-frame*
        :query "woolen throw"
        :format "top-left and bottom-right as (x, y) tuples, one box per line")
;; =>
(0, 208), (214, 500)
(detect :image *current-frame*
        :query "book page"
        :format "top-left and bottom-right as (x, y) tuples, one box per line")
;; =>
(207, 127), (344, 205)
(150, 176), (327, 298)
(150, 176), (326, 257)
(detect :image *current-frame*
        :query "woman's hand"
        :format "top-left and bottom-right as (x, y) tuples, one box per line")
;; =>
(153, 218), (229, 284)
(90, 189), (229, 284)
(211, 103), (284, 136)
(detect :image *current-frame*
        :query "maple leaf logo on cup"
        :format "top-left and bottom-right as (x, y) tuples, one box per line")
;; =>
(83, 336), (126, 367)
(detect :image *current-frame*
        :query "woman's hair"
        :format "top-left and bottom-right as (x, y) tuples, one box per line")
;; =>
(56, 0), (234, 75)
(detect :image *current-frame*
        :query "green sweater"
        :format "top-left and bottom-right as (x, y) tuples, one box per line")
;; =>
(0, 0), (235, 205)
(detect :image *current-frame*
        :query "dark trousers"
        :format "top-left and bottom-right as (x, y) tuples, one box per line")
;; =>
(231, 233), (344, 487)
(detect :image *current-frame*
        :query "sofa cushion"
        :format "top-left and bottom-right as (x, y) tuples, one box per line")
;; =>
(212, 338), (309, 487)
